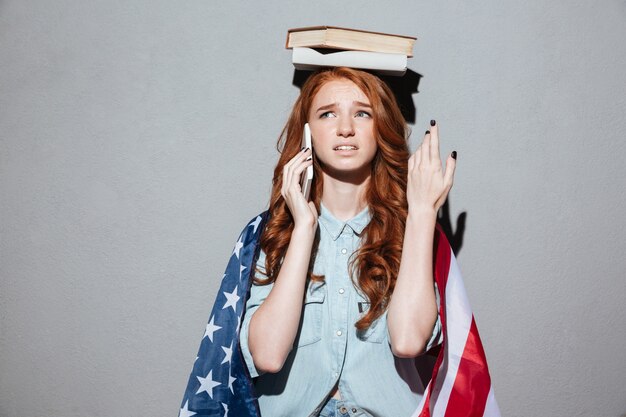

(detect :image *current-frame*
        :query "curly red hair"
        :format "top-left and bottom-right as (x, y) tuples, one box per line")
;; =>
(257, 67), (410, 331)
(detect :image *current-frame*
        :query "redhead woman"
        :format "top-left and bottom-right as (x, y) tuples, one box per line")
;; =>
(237, 67), (457, 417)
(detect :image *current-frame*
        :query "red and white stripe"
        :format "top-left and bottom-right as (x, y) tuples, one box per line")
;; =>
(412, 227), (501, 417)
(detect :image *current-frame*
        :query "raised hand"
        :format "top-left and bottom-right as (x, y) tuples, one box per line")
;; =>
(407, 120), (457, 214)
(281, 147), (318, 231)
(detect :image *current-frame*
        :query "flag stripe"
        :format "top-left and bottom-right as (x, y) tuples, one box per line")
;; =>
(414, 227), (500, 417)
(482, 387), (499, 417)
(443, 318), (490, 417)
(432, 251), (473, 417)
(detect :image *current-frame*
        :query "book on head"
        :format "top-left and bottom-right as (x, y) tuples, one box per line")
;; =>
(286, 26), (416, 57)
(291, 47), (408, 76)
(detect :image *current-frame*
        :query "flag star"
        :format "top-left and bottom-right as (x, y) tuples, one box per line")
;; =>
(228, 371), (237, 394)
(222, 286), (240, 312)
(221, 342), (233, 365)
(249, 216), (262, 233)
(239, 264), (247, 279)
(236, 315), (241, 331)
(221, 402), (229, 417)
(232, 236), (244, 259)
(204, 316), (222, 343)
(196, 370), (221, 399)
(179, 400), (197, 417)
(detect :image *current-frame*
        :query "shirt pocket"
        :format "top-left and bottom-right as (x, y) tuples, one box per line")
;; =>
(295, 281), (326, 347)
(355, 293), (387, 344)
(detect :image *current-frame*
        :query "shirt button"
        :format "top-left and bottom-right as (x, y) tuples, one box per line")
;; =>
(351, 408), (357, 413)
(339, 288), (345, 294)
(336, 330), (343, 336)
(339, 406), (348, 414)
(341, 248), (348, 254)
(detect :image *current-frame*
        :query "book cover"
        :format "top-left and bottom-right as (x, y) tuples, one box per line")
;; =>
(287, 26), (416, 57)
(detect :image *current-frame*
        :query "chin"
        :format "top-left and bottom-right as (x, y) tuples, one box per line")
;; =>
(320, 162), (372, 182)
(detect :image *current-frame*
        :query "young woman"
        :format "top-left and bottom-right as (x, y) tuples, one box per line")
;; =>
(238, 67), (457, 417)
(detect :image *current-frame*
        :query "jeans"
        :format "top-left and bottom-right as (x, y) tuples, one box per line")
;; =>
(319, 398), (350, 417)
(317, 397), (377, 417)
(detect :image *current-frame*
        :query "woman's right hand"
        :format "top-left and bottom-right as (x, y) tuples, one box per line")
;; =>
(281, 147), (318, 232)
(249, 147), (318, 373)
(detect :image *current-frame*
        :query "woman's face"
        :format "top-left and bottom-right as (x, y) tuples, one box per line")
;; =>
(307, 79), (377, 180)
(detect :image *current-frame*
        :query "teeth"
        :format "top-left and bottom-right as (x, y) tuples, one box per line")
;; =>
(334, 145), (357, 150)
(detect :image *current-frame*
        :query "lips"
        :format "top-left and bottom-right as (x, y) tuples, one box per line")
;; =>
(333, 145), (358, 151)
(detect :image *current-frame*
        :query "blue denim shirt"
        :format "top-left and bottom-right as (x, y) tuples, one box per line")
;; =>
(239, 204), (442, 417)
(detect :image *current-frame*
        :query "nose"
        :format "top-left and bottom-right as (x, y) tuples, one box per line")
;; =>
(336, 116), (355, 137)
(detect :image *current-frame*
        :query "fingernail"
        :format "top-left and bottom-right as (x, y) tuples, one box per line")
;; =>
(451, 151), (457, 159)
(305, 147), (310, 152)
(430, 119), (436, 126)
(306, 156), (312, 161)
(300, 146), (305, 151)
(425, 130), (430, 135)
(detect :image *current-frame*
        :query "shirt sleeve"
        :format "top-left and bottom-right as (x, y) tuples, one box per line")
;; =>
(239, 249), (274, 378)
(424, 281), (443, 352)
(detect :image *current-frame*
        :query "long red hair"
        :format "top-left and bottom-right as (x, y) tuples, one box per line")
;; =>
(257, 67), (410, 331)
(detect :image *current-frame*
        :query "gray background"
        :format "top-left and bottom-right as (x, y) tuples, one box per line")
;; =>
(1, 1), (625, 416)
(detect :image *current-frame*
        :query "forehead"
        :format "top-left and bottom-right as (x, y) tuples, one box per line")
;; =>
(311, 79), (369, 105)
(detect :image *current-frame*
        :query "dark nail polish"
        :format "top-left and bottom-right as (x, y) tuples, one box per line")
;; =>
(430, 119), (436, 126)
(425, 130), (430, 135)
(305, 147), (310, 152)
(300, 146), (305, 151)
(451, 151), (457, 159)
(306, 156), (312, 161)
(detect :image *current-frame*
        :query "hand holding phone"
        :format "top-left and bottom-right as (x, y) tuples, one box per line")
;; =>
(300, 123), (314, 201)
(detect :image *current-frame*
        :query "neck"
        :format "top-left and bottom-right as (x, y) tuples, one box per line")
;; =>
(320, 170), (370, 221)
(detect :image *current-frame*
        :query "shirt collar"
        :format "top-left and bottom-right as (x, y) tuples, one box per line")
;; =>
(319, 202), (371, 241)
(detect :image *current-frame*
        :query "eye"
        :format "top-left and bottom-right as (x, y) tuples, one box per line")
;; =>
(319, 111), (336, 119)
(355, 110), (372, 118)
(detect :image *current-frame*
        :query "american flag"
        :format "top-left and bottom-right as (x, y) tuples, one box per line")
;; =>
(412, 225), (501, 417)
(179, 213), (267, 417)
(179, 213), (500, 417)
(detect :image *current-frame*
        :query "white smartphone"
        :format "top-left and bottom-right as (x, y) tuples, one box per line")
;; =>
(300, 123), (314, 201)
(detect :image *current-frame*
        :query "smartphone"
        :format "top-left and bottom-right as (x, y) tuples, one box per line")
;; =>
(300, 123), (314, 201)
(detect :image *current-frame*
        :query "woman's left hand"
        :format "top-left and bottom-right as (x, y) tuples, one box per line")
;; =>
(407, 120), (457, 213)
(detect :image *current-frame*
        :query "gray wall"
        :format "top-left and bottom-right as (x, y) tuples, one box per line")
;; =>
(1, 1), (625, 416)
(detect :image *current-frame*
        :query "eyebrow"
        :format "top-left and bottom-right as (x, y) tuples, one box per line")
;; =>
(314, 101), (372, 113)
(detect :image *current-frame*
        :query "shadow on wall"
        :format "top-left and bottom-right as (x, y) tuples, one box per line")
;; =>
(378, 70), (421, 124)
(292, 68), (466, 255)
(439, 198), (466, 257)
